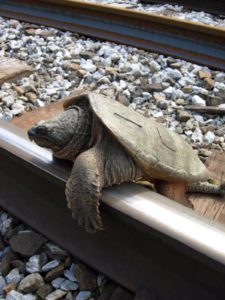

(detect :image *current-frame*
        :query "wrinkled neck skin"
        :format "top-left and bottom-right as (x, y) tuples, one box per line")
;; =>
(54, 105), (92, 161)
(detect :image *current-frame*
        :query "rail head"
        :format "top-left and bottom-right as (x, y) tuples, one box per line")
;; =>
(1, 118), (225, 267)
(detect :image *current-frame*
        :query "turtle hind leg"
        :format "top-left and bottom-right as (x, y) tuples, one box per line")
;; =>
(155, 180), (192, 208)
(66, 126), (141, 233)
(187, 182), (225, 197)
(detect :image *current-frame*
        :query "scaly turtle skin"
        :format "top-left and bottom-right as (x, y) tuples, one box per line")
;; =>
(28, 93), (225, 233)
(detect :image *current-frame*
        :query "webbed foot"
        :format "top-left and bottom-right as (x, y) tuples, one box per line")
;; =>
(65, 147), (104, 233)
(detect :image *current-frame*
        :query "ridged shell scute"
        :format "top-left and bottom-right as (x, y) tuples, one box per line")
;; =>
(88, 93), (209, 182)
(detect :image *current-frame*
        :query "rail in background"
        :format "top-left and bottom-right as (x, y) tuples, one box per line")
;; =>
(1, 120), (225, 299)
(138, 0), (225, 16)
(0, 0), (225, 70)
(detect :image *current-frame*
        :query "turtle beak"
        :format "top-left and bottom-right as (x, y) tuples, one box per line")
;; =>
(28, 125), (47, 141)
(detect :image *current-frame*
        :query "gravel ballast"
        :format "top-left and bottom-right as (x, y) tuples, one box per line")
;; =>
(84, 0), (225, 28)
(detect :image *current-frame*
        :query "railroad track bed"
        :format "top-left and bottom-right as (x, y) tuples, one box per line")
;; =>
(1, 4), (225, 299)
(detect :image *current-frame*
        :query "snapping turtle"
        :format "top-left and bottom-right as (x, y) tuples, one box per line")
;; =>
(28, 93), (225, 233)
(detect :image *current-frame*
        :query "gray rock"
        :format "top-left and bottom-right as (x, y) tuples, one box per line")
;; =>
(0, 249), (17, 276)
(6, 290), (23, 300)
(45, 243), (68, 260)
(9, 231), (46, 257)
(11, 260), (26, 273)
(26, 255), (41, 273)
(51, 278), (65, 289)
(5, 268), (22, 284)
(156, 100), (168, 110)
(36, 284), (53, 300)
(2, 111), (13, 121)
(176, 110), (191, 122)
(76, 291), (91, 300)
(45, 264), (65, 282)
(0, 276), (6, 295)
(64, 268), (77, 282)
(45, 289), (67, 300)
(42, 260), (59, 272)
(22, 294), (36, 300)
(18, 273), (44, 293)
(75, 263), (97, 291)
(60, 279), (78, 291)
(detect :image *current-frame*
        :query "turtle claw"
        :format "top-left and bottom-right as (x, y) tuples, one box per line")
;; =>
(70, 200), (103, 233)
(74, 214), (104, 233)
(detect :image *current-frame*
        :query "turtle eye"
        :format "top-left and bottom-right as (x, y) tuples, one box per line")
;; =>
(35, 126), (47, 135)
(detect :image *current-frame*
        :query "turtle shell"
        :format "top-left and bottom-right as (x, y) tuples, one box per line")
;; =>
(87, 93), (209, 182)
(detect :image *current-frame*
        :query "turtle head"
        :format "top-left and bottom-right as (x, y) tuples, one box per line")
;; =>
(28, 108), (78, 153)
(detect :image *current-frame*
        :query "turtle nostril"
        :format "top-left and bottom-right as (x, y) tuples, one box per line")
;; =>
(28, 127), (37, 138)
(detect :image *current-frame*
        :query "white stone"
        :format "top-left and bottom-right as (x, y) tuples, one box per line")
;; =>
(191, 128), (203, 143)
(204, 131), (215, 144)
(193, 115), (204, 124)
(142, 92), (151, 100)
(219, 104), (225, 109)
(163, 86), (174, 97)
(2, 95), (14, 107)
(214, 73), (225, 82)
(149, 60), (161, 72)
(191, 95), (206, 106)
(51, 278), (65, 289)
(80, 59), (96, 73)
(26, 255), (41, 273)
(11, 102), (25, 115)
(165, 68), (182, 79)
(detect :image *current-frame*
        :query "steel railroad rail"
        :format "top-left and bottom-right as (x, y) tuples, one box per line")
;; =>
(1, 120), (225, 299)
(0, 0), (225, 70)
(138, 0), (225, 16)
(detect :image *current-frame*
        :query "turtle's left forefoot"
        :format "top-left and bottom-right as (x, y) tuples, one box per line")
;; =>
(65, 183), (104, 233)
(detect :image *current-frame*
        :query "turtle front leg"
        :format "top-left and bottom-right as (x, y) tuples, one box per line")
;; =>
(65, 147), (104, 233)
(65, 134), (141, 233)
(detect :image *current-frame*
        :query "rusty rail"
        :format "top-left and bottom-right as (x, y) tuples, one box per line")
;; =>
(1, 120), (225, 299)
(138, 0), (225, 16)
(0, 0), (225, 70)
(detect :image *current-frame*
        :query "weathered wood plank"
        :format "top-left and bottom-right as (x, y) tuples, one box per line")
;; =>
(11, 90), (85, 129)
(186, 105), (225, 115)
(0, 57), (33, 85)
